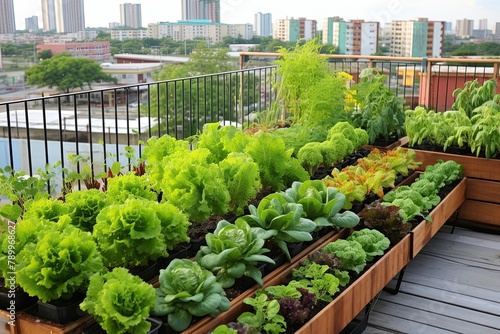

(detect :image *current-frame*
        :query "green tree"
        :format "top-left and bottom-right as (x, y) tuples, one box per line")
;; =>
(148, 42), (258, 137)
(25, 53), (117, 94)
(37, 49), (53, 60)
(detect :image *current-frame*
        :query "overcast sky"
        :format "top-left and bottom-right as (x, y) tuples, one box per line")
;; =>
(13, 0), (500, 30)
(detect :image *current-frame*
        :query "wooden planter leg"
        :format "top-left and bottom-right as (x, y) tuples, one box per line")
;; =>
(383, 266), (406, 295)
(450, 208), (461, 234)
(339, 292), (381, 334)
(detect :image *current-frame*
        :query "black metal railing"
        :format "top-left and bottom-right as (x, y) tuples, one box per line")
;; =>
(0, 66), (277, 192)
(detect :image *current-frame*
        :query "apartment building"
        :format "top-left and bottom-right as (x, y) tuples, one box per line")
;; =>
(273, 18), (317, 42)
(111, 29), (147, 41)
(25, 16), (40, 32)
(254, 12), (272, 36)
(391, 18), (444, 58)
(36, 41), (111, 61)
(181, 0), (220, 23)
(120, 3), (142, 28)
(56, 0), (85, 33)
(456, 18), (474, 38)
(0, 0), (16, 34)
(147, 20), (253, 44)
(323, 17), (379, 55)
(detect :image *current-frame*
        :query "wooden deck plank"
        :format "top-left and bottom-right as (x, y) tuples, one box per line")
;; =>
(388, 281), (500, 318)
(367, 309), (456, 334)
(365, 227), (500, 333)
(441, 226), (500, 243)
(398, 271), (500, 304)
(370, 299), (500, 334)
(420, 235), (500, 266)
(432, 229), (500, 251)
(401, 253), (500, 292)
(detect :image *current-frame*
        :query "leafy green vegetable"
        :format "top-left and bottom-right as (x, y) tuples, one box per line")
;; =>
(151, 259), (230, 332)
(105, 173), (157, 203)
(289, 261), (340, 302)
(349, 68), (406, 143)
(219, 152), (261, 216)
(297, 142), (324, 177)
(160, 148), (230, 223)
(321, 239), (367, 274)
(142, 134), (189, 193)
(150, 202), (191, 251)
(94, 198), (167, 267)
(195, 219), (275, 288)
(237, 294), (287, 334)
(282, 180), (360, 230)
(358, 201), (412, 245)
(22, 197), (68, 222)
(451, 78), (498, 118)
(80, 267), (156, 334)
(244, 131), (309, 192)
(17, 217), (104, 302)
(64, 189), (107, 232)
(240, 193), (316, 261)
(347, 228), (390, 261)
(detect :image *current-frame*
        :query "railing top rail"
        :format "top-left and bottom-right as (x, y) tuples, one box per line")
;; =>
(240, 52), (500, 65)
(0, 65), (278, 106)
(239, 52), (422, 63)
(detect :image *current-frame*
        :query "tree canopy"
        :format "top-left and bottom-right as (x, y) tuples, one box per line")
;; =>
(25, 53), (117, 93)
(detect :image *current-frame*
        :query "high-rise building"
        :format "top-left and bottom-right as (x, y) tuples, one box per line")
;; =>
(495, 22), (500, 37)
(56, 0), (85, 33)
(455, 18), (474, 37)
(0, 0), (16, 34)
(323, 17), (379, 55)
(25, 16), (39, 32)
(120, 3), (142, 28)
(42, 0), (57, 31)
(254, 12), (272, 36)
(273, 17), (317, 42)
(478, 19), (488, 30)
(181, 0), (220, 23)
(391, 18), (444, 58)
(147, 20), (252, 43)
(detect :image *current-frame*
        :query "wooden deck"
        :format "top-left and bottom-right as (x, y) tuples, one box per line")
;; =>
(361, 224), (500, 334)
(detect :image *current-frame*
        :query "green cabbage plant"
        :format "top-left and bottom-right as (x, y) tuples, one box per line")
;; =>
(321, 239), (367, 274)
(282, 180), (360, 230)
(17, 216), (105, 302)
(80, 267), (156, 334)
(93, 198), (167, 267)
(151, 258), (230, 332)
(195, 219), (275, 288)
(346, 228), (390, 261)
(240, 193), (316, 261)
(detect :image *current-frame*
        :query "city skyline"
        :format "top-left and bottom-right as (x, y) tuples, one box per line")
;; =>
(10, 0), (500, 30)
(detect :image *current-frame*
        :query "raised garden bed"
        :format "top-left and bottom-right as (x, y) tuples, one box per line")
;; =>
(407, 144), (499, 227)
(190, 175), (466, 334)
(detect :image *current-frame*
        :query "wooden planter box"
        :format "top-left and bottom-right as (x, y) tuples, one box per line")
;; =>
(411, 177), (466, 257)
(410, 147), (500, 227)
(1, 306), (95, 334)
(190, 177), (465, 334)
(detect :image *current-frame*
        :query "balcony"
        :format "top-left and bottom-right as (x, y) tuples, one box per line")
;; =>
(0, 53), (499, 333)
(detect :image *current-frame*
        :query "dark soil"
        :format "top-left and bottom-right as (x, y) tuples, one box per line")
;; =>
(406, 141), (500, 160)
